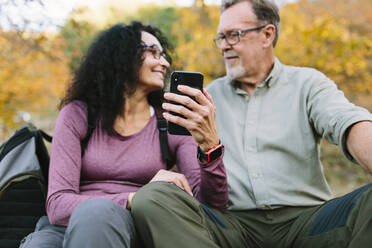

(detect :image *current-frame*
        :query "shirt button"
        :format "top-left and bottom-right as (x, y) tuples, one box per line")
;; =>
(247, 146), (256, 152)
(248, 120), (254, 125)
(244, 95), (250, 101)
(252, 173), (259, 179)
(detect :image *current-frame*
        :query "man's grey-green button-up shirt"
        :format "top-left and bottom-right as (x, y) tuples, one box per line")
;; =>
(207, 58), (372, 211)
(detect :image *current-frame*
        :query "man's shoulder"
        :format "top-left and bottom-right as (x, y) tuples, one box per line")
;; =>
(278, 62), (331, 91)
(281, 62), (327, 82)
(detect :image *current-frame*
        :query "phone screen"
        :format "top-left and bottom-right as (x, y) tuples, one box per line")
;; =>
(168, 71), (204, 135)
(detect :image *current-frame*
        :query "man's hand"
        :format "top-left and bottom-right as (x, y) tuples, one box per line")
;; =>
(150, 169), (193, 196)
(163, 85), (220, 151)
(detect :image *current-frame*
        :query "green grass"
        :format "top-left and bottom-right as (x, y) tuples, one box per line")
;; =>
(321, 141), (372, 197)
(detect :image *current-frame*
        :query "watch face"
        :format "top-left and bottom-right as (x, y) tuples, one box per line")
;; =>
(209, 145), (223, 162)
(198, 145), (223, 163)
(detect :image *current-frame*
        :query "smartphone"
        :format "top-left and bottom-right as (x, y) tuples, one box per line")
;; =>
(168, 71), (204, 135)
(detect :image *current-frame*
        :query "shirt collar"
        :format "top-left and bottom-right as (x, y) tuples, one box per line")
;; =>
(265, 57), (282, 87)
(230, 57), (283, 95)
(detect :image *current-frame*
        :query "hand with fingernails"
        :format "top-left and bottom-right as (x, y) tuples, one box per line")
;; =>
(162, 85), (220, 152)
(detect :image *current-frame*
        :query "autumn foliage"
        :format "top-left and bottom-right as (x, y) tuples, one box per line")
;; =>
(1, 0), (372, 141)
(277, 0), (372, 94)
(0, 29), (68, 138)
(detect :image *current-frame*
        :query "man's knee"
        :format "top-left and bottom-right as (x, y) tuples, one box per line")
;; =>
(132, 182), (191, 217)
(132, 182), (174, 210)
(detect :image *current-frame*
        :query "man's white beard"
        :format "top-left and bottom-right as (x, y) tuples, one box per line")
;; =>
(226, 63), (246, 80)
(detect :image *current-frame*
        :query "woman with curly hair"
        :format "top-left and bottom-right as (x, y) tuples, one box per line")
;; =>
(19, 21), (228, 248)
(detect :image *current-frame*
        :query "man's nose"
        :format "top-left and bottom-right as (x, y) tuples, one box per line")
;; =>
(220, 38), (232, 52)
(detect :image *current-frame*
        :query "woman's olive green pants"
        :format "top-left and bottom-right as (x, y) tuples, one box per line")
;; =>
(132, 182), (372, 248)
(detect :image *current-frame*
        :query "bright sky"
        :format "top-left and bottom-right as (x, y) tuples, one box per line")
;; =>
(0, 0), (294, 32)
(0, 0), (215, 31)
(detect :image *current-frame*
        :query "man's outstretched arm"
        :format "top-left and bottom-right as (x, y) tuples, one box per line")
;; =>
(347, 121), (372, 174)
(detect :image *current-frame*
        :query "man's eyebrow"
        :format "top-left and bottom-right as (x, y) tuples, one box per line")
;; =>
(217, 29), (238, 34)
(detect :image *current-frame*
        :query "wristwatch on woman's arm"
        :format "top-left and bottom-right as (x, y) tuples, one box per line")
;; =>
(197, 143), (224, 164)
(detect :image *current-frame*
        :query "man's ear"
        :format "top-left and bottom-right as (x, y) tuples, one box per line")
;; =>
(262, 24), (276, 48)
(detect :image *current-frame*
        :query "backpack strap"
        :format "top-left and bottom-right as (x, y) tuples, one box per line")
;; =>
(35, 128), (52, 186)
(154, 106), (174, 170)
(38, 130), (52, 143)
(81, 110), (95, 157)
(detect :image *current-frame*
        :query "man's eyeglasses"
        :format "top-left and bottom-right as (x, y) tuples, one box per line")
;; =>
(142, 44), (167, 60)
(213, 25), (267, 48)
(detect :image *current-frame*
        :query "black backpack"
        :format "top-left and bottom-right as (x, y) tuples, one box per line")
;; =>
(0, 123), (51, 248)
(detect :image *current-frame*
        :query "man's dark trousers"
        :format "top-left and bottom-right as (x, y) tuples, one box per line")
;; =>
(132, 182), (372, 248)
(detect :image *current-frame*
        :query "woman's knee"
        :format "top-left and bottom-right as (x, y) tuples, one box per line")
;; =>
(65, 199), (136, 247)
(19, 216), (66, 248)
(19, 229), (65, 248)
(69, 198), (128, 228)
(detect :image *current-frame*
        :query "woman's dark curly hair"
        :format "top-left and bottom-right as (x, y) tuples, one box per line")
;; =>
(60, 21), (172, 135)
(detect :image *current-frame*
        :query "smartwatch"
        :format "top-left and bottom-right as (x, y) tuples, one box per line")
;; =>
(197, 143), (223, 163)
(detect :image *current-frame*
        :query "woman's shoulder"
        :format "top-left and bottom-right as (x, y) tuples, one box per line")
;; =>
(60, 100), (87, 116)
(58, 100), (87, 121)
(57, 100), (88, 132)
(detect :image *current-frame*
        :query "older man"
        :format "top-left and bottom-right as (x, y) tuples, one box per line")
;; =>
(131, 0), (372, 247)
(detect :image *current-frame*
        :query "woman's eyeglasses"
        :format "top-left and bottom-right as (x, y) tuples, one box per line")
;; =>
(142, 44), (167, 60)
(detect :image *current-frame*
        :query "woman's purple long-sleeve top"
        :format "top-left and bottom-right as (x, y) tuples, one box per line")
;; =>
(46, 101), (228, 226)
